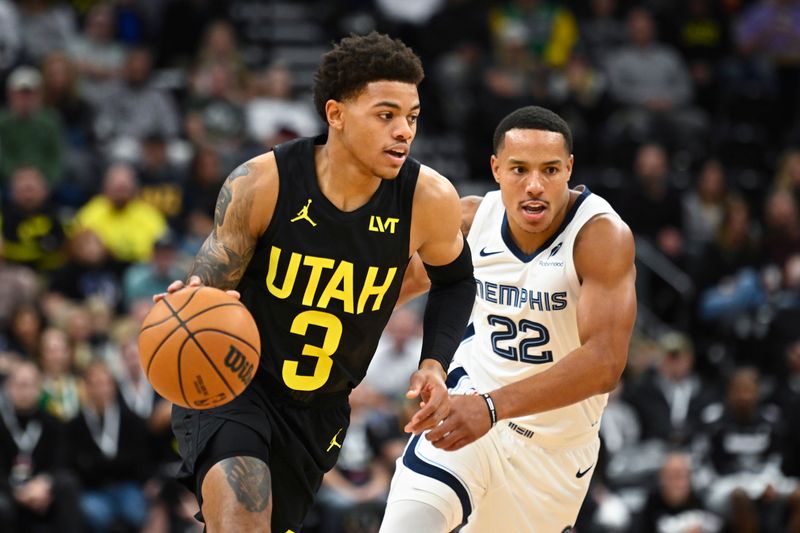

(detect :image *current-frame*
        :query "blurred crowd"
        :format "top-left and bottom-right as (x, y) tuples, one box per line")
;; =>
(1, 0), (800, 532)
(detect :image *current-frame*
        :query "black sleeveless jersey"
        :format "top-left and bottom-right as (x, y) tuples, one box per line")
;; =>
(237, 135), (419, 399)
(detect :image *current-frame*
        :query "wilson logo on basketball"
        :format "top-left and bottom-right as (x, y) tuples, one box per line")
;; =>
(224, 345), (255, 385)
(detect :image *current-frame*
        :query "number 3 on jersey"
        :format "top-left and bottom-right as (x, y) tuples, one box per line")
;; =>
(282, 310), (342, 391)
(488, 314), (553, 364)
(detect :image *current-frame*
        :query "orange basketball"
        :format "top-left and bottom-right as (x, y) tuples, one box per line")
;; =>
(138, 286), (261, 409)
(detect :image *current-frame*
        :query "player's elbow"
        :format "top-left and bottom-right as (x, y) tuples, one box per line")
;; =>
(597, 352), (626, 393)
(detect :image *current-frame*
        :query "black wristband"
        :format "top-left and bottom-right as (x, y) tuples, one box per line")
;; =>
(481, 393), (497, 427)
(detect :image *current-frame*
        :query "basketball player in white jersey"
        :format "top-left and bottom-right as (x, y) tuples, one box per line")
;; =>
(380, 106), (637, 533)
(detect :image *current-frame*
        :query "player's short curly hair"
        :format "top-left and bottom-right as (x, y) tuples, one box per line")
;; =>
(313, 32), (424, 121)
(493, 106), (573, 154)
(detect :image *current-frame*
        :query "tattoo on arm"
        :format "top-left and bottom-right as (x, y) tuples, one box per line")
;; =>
(220, 456), (271, 513)
(189, 163), (257, 289)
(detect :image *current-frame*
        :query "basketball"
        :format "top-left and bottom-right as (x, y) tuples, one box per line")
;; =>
(138, 286), (261, 409)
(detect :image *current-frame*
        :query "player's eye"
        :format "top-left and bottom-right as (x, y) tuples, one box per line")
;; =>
(378, 112), (393, 120)
(408, 115), (419, 125)
(545, 167), (558, 175)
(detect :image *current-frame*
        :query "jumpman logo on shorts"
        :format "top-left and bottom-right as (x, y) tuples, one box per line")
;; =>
(327, 428), (343, 451)
(291, 199), (317, 226)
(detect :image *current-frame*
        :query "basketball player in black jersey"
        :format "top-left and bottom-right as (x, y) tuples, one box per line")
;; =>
(155, 33), (475, 532)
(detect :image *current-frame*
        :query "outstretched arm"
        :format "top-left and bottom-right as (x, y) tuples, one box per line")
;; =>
(403, 172), (477, 434)
(427, 214), (637, 450)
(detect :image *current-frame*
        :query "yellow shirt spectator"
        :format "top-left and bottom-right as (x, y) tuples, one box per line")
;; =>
(75, 163), (167, 263)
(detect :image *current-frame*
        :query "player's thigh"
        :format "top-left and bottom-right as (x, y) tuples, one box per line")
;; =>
(464, 435), (599, 533)
(386, 431), (493, 531)
(197, 420), (273, 532)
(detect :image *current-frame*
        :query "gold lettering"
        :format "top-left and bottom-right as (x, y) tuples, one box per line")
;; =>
(266, 246), (301, 299)
(317, 260), (354, 313)
(369, 215), (380, 232)
(357, 266), (397, 313)
(302, 255), (335, 306)
(385, 217), (399, 234)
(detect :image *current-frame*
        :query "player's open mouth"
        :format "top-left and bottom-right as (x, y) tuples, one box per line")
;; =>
(385, 149), (407, 164)
(520, 202), (547, 221)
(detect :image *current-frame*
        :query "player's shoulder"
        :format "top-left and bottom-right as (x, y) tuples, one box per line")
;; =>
(236, 151), (278, 192)
(414, 164), (459, 204)
(575, 212), (635, 277)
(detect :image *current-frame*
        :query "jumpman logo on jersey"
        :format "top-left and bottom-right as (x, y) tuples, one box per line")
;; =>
(291, 199), (317, 226)
(327, 428), (344, 452)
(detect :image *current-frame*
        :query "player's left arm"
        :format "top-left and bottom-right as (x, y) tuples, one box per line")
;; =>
(404, 167), (476, 434)
(428, 214), (636, 450)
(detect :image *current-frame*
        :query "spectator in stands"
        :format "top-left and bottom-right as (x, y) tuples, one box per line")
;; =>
(193, 19), (249, 98)
(362, 306), (423, 402)
(693, 195), (761, 293)
(603, 8), (707, 152)
(2, 305), (44, 361)
(682, 159), (731, 254)
(0, 66), (64, 187)
(705, 367), (795, 533)
(47, 229), (125, 313)
(38, 327), (79, 423)
(0, 236), (39, 334)
(66, 2), (126, 105)
(761, 189), (800, 269)
(17, 0), (76, 64)
(0, 361), (82, 532)
(67, 360), (150, 533)
(620, 143), (683, 259)
(135, 133), (187, 228)
(75, 163), (167, 264)
(624, 332), (718, 446)
(94, 47), (181, 161)
(185, 60), (251, 168)
(735, 0), (800, 126)
(633, 452), (723, 533)
(0, 167), (66, 272)
(774, 148), (800, 207)
(577, 0), (626, 66)
(674, 0), (730, 113)
(0, 0), (21, 76)
(180, 147), (224, 248)
(122, 230), (187, 310)
(246, 62), (321, 147)
(772, 338), (800, 412)
(489, 0), (578, 69)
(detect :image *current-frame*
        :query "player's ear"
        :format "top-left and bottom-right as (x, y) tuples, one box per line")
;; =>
(566, 154), (574, 180)
(490, 154), (501, 184)
(326, 100), (344, 130)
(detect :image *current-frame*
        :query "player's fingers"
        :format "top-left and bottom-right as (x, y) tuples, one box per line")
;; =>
(152, 292), (167, 303)
(441, 436), (471, 452)
(225, 290), (241, 300)
(187, 276), (203, 286)
(166, 279), (186, 293)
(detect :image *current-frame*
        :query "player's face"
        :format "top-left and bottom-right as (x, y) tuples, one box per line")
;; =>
(333, 80), (420, 179)
(491, 128), (573, 251)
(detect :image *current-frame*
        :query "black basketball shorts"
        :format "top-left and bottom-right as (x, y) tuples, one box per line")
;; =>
(171, 370), (351, 532)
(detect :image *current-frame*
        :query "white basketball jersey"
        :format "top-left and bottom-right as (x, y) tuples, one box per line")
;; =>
(457, 186), (618, 446)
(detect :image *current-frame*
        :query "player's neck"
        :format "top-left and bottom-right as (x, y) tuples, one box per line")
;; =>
(315, 141), (382, 212)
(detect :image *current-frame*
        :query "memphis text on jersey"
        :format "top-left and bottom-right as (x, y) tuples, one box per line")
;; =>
(475, 277), (567, 311)
(264, 245), (396, 315)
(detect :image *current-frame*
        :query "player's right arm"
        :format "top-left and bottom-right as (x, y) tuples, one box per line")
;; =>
(395, 195), (482, 307)
(154, 153), (278, 300)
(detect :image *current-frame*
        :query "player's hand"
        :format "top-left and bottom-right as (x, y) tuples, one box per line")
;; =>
(404, 361), (450, 434)
(425, 394), (492, 451)
(153, 275), (240, 303)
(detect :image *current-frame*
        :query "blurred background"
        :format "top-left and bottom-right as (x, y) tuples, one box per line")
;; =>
(0, 0), (799, 532)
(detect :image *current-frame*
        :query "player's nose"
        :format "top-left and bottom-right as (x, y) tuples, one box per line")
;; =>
(392, 118), (414, 141)
(525, 173), (545, 195)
